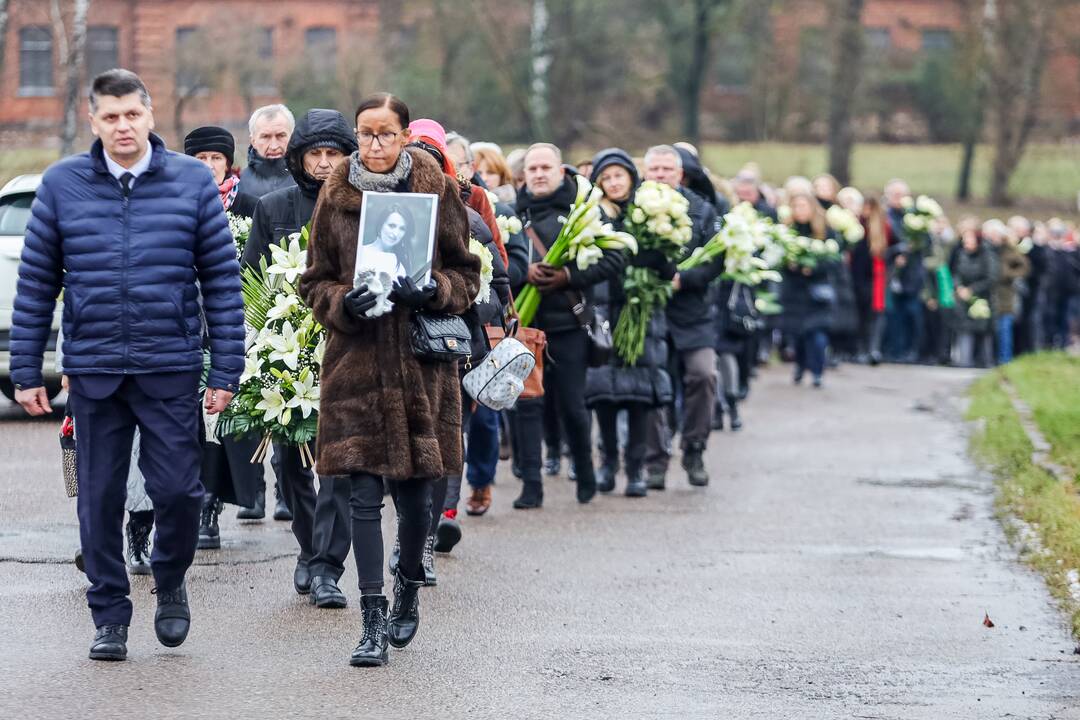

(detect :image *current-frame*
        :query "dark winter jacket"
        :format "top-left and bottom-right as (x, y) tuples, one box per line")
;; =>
(514, 175), (625, 335)
(676, 147), (730, 217)
(11, 133), (245, 390)
(227, 189), (259, 219)
(239, 145), (295, 199)
(585, 202), (672, 408)
(885, 205), (926, 296)
(779, 220), (837, 335)
(241, 110), (358, 269)
(666, 187), (721, 351)
(713, 280), (757, 355)
(949, 242), (996, 334)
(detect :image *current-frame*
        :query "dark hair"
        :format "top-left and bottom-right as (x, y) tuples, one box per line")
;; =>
(355, 93), (410, 129)
(89, 69), (151, 113)
(374, 203), (415, 248)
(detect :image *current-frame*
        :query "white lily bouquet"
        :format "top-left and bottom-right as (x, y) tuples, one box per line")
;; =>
(782, 234), (842, 271)
(469, 236), (494, 304)
(825, 205), (865, 244)
(677, 202), (785, 286)
(220, 225), (324, 467)
(900, 194), (944, 251)
(612, 181), (694, 365)
(514, 175), (638, 326)
(228, 212), (253, 260)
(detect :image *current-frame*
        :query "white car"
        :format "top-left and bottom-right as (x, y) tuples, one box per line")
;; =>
(0, 174), (63, 402)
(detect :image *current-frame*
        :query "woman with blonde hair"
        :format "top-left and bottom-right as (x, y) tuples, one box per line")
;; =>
(473, 145), (516, 204)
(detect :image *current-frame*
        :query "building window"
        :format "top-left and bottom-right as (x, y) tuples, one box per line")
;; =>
(86, 26), (119, 80)
(19, 26), (54, 96)
(921, 29), (954, 52)
(246, 26), (275, 94)
(175, 26), (207, 95)
(305, 27), (337, 75)
(865, 27), (892, 51)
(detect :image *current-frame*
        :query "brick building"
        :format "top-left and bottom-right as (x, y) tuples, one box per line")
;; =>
(0, 0), (380, 149)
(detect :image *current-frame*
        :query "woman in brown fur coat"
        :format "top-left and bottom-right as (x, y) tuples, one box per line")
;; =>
(299, 93), (480, 668)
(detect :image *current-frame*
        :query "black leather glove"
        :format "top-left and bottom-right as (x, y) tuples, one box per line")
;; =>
(631, 248), (677, 281)
(343, 285), (379, 320)
(391, 276), (437, 309)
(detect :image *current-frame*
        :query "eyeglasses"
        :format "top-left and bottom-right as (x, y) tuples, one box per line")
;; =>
(355, 130), (400, 147)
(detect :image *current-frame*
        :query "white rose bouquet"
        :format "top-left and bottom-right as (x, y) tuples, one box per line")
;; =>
(781, 234), (842, 271)
(228, 212), (253, 260)
(469, 236), (494, 304)
(968, 297), (992, 320)
(514, 175), (638, 327)
(825, 205), (865, 244)
(900, 194), (943, 251)
(219, 225), (324, 467)
(612, 181), (694, 365)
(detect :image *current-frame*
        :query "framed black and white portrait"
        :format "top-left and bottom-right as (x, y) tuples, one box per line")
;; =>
(354, 191), (439, 287)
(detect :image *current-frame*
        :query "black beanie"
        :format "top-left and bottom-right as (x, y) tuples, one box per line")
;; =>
(184, 126), (236, 168)
(589, 147), (639, 188)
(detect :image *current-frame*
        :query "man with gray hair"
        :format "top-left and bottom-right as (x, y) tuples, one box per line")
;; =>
(239, 103), (296, 200)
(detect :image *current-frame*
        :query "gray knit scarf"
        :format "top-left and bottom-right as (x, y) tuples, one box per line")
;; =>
(347, 150), (413, 192)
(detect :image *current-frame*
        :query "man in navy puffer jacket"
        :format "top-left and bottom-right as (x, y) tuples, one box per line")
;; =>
(10, 70), (245, 662)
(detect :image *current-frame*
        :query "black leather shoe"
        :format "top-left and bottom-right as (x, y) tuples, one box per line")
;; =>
(310, 576), (347, 608)
(421, 535), (437, 587)
(197, 495), (222, 550)
(387, 570), (423, 649)
(273, 486), (292, 521)
(624, 468), (648, 498)
(75, 548), (86, 574)
(513, 482), (543, 509)
(683, 443), (709, 487)
(576, 476), (596, 504)
(645, 468), (667, 490)
(293, 560), (311, 595)
(596, 459), (618, 493)
(350, 595), (389, 667)
(89, 624), (128, 661)
(433, 513), (462, 553)
(126, 513), (153, 576)
(236, 491), (265, 520)
(153, 583), (190, 648)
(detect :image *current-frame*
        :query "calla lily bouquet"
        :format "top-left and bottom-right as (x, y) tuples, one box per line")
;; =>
(677, 202), (785, 286)
(220, 225), (324, 467)
(227, 212), (253, 260)
(900, 194), (943, 251)
(515, 175), (638, 327)
(825, 205), (865, 243)
(613, 181), (693, 365)
(782, 234), (842, 271)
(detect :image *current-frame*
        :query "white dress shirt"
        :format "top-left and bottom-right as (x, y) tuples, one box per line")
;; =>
(103, 143), (152, 186)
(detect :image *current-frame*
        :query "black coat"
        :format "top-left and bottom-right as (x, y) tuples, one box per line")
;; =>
(829, 254), (858, 335)
(713, 280), (756, 355)
(226, 189), (259, 219)
(780, 222), (836, 334)
(585, 205), (672, 408)
(885, 205), (927, 296)
(514, 175), (625, 335)
(667, 188), (721, 351)
(241, 109), (357, 269)
(849, 234), (876, 309)
(239, 146), (296, 199)
(949, 244), (996, 334)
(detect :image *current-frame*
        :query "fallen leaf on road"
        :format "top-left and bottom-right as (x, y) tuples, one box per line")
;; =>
(983, 612), (995, 628)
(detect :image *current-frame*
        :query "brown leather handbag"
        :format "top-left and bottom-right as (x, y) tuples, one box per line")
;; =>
(485, 299), (546, 400)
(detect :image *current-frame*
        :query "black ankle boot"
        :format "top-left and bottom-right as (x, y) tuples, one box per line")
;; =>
(422, 535), (437, 587)
(126, 511), (153, 575)
(682, 441), (709, 486)
(273, 484), (292, 521)
(197, 495), (222, 550)
(624, 467), (647, 498)
(350, 594), (389, 667)
(387, 570), (423, 649)
(726, 393), (742, 431)
(596, 458), (618, 493)
(513, 481), (543, 509)
(712, 400), (724, 431)
(236, 485), (265, 520)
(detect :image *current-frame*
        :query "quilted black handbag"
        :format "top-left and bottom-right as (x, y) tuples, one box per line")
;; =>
(410, 311), (473, 364)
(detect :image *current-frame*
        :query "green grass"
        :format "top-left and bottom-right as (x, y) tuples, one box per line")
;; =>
(699, 142), (1080, 220)
(0, 149), (59, 188)
(968, 355), (1080, 637)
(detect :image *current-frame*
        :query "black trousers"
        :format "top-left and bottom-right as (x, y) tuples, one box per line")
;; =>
(352, 473), (432, 590)
(274, 442), (316, 564)
(536, 329), (595, 487)
(69, 378), (202, 627)
(595, 403), (647, 473)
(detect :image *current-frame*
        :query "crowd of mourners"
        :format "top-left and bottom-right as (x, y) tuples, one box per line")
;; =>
(10, 69), (1080, 667)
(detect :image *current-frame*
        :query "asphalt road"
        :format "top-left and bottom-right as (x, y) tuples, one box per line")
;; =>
(0, 363), (1077, 719)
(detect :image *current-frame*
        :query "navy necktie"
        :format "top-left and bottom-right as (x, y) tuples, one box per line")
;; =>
(119, 172), (133, 196)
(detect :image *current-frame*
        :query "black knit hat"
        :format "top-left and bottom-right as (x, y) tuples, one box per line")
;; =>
(589, 147), (639, 188)
(184, 126), (236, 168)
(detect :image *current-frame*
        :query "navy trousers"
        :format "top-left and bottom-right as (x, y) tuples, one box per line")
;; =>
(68, 374), (203, 628)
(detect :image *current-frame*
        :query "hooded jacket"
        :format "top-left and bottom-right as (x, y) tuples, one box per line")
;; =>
(239, 145), (296, 199)
(241, 109), (357, 269)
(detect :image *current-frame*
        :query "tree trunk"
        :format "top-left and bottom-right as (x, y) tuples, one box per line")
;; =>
(59, 0), (91, 156)
(0, 0), (10, 83)
(826, 0), (865, 186)
(987, 0), (1055, 206)
(681, 0), (714, 145)
(528, 0), (551, 140)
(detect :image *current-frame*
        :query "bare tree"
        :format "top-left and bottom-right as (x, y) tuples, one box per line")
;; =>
(529, 0), (552, 140)
(655, 0), (729, 145)
(173, 28), (228, 140)
(955, 0), (993, 200)
(985, 0), (1057, 205)
(825, 0), (864, 185)
(52, 0), (91, 156)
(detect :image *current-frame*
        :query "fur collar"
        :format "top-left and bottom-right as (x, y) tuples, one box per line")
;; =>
(322, 146), (447, 212)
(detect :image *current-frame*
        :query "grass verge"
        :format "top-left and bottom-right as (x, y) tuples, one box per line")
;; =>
(967, 353), (1080, 637)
